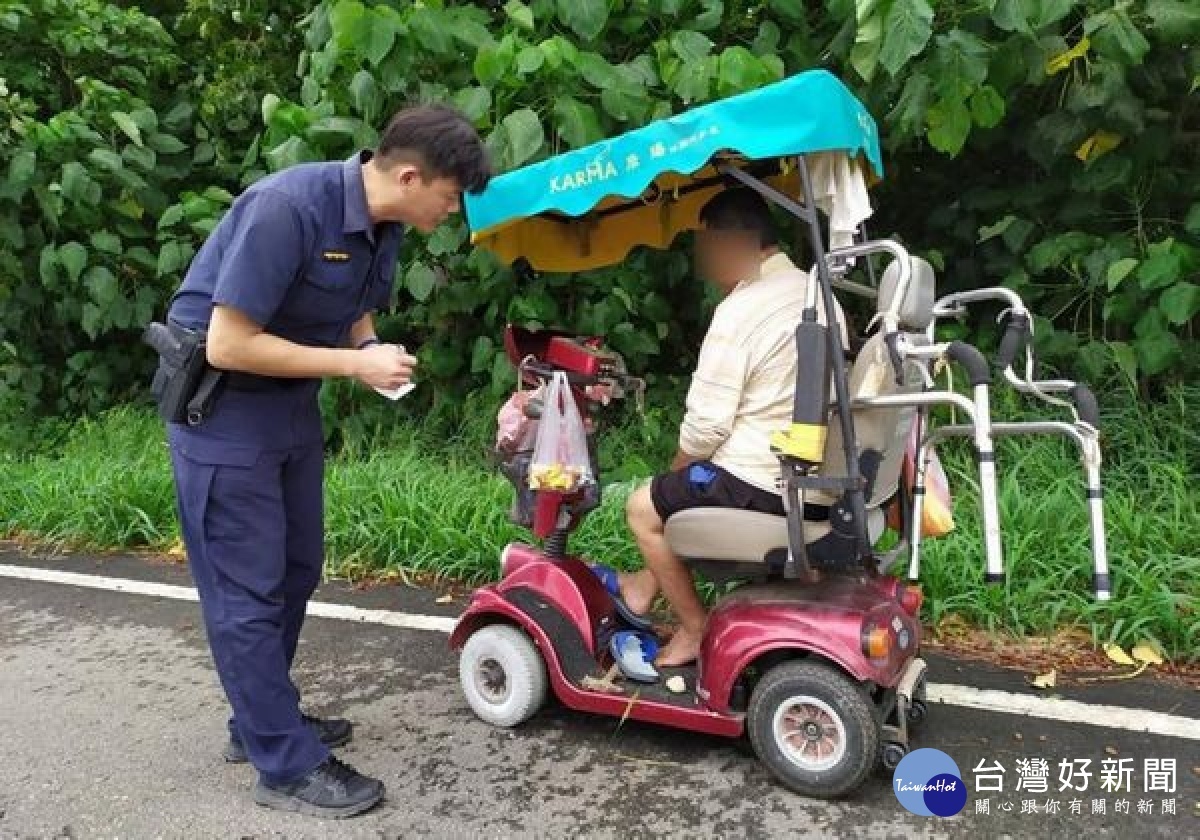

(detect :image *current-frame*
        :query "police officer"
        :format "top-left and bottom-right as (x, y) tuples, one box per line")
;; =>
(161, 105), (490, 818)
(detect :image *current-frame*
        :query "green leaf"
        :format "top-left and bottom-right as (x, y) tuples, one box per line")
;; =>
(87, 148), (124, 172)
(500, 108), (545, 167)
(1136, 245), (1183, 291)
(1106, 258), (1138, 290)
(453, 87), (492, 124)
(931, 30), (989, 100)
(156, 241), (185, 278)
(148, 133), (187, 155)
(407, 261), (437, 302)
(926, 99), (972, 156)
(516, 46), (545, 75)
(505, 0), (535, 31)
(1088, 8), (1151, 65)
(330, 0), (370, 51)
(81, 303), (103, 340)
(158, 204), (184, 230)
(1134, 330), (1180, 376)
(716, 47), (769, 96)
(60, 162), (90, 202)
(992, 0), (1034, 33)
(1184, 203), (1200, 235)
(978, 215), (1017, 243)
(59, 242), (88, 283)
(1159, 283), (1200, 326)
(557, 0), (607, 41)
(1032, 0), (1072, 29)
(879, 0), (934, 78)
(471, 335), (494, 373)
(39, 245), (58, 287)
(671, 31), (714, 64)
(350, 70), (381, 120)
(85, 266), (119, 306)
(111, 111), (143, 147)
(969, 85), (1006, 128)
(364, 14), (396, 65)
(887, 72), (932, 141)
(553, 97), (603, 148)
(474, 47), (508, 87)
(89, 232), (121, 254)
(8, 149), (36, 185)
(1109, 341), (1138, 387)
(672, 58), (714, 103)
(850, 12), (883, 82)
(1146, 0), (1200, 41)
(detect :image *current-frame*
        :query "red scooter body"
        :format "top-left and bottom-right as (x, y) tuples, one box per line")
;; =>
(450, 542), (922, 738)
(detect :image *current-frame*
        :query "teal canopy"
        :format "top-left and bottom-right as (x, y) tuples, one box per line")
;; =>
(465, 69), (882, 240)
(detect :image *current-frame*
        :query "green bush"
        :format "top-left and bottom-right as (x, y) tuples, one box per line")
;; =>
(1, 0), (1197, 426)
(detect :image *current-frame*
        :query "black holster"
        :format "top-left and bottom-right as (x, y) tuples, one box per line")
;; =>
(143, 321), (225, 426)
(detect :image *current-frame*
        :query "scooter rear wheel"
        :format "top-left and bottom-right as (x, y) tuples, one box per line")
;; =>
(460, 624), (548, 728)
(748, 660), (880, 799)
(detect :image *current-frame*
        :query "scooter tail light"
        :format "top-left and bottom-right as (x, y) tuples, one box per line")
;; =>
(863, 625), (893, 660)
(898, 584), (924, 616)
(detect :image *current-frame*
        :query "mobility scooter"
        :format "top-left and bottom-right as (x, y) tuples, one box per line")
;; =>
(449, 70), (1109, 798)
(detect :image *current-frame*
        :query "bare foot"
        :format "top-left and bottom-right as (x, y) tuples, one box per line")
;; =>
(655, 626), (703, 667)
(616, 569), (657, 616)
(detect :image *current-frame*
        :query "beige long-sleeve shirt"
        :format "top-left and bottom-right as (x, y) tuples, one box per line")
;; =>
(679, 251), (847, 494)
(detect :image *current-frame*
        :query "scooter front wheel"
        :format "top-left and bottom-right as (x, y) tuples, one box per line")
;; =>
(459, 624), (549, 728)
(748, 661), (880, 799)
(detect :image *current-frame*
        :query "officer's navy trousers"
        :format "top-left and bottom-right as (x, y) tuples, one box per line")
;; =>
(166, 381), (329, 784)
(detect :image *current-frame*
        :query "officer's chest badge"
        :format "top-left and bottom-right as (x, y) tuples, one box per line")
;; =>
(322, 250), (351, 262)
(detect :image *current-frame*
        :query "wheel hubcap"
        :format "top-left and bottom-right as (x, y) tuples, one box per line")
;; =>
(475, 657), (510, 704)
(773, 695), (847, 772)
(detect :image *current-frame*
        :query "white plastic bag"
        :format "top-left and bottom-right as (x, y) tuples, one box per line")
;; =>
(528, 371), (593, 492)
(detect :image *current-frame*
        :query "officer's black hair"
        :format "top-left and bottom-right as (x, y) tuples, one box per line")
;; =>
(698, 186), (779, 248)
(376, 104), (492, 194)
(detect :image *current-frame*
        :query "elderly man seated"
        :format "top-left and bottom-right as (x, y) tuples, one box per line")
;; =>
(614, 186), (846, 666)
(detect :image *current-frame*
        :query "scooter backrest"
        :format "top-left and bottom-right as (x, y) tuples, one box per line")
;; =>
(812, 257), (937, 511)
(877, 256), (936, 331)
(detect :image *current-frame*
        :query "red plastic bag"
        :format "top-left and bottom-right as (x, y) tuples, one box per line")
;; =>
(496, 387), (540, 455)
(528, 371), (593, 492)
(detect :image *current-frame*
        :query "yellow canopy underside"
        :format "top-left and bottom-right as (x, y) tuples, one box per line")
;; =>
(470, 162), (807, 274)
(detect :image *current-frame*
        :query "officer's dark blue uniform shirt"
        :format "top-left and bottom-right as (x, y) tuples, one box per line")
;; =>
(169, 150), (403, 348)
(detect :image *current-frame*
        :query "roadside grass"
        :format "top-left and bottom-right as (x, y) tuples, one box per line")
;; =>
(1, 386), (1196, 662)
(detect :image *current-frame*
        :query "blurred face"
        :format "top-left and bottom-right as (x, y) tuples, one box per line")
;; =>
(384, 162), (463, 232)
(694, 228), (762, 292)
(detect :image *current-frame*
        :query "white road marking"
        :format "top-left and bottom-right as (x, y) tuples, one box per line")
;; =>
(3, 562), (1196, 740)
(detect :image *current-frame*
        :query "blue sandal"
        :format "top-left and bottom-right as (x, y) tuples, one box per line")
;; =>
(609, 630), (660, 684)
(588, 564), (655, 633)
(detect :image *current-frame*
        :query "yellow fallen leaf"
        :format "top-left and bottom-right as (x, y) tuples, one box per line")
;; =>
(1104, 643), (1135, 666)
(1131, 642), (1164, 666)
(1075, 130), (1122, 163)
(1032, 670), (1057, 689)
(1046, 37), (1090, 75)
(435, 594), (453, 605)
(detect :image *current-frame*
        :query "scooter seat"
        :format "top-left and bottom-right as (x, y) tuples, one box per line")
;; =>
(664, 507), (885, 564)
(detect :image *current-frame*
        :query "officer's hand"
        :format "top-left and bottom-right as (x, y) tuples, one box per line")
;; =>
(354, 344), (416, 390)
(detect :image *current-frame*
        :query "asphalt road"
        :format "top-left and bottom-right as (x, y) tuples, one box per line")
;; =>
(0, 548), (1196, 840)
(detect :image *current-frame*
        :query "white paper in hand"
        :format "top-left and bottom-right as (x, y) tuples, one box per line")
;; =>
(374, 383), (416, 401)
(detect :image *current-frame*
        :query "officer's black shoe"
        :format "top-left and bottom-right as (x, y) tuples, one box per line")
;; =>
(224, 714), (354, 763)
(253, 756), (385, 818)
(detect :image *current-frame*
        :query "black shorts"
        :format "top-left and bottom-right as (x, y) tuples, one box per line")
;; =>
(650, 461), (830, 522)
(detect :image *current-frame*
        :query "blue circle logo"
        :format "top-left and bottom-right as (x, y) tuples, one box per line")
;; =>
(892, 748), (967, 817)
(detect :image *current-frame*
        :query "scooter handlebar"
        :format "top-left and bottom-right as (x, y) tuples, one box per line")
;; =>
(996, 311), (1030, 372)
